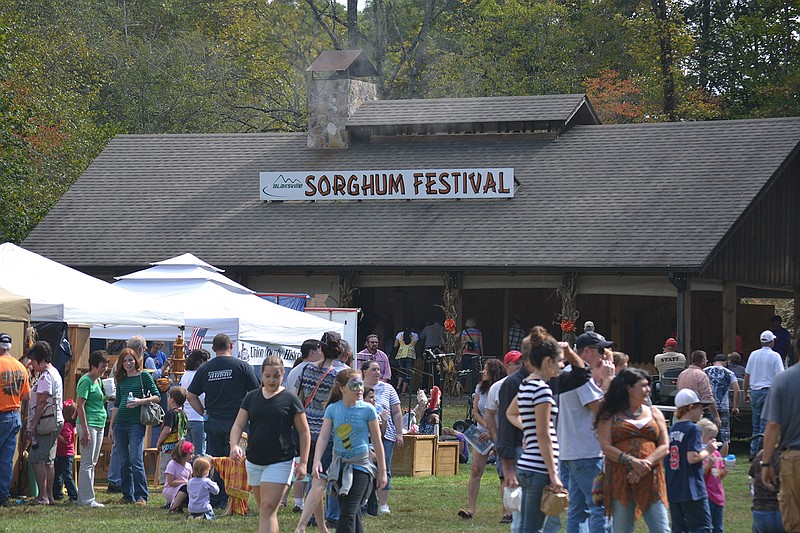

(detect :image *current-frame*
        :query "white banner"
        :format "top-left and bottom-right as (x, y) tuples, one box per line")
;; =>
(237, 341), (302, 369)
(260, 168), (514, 201)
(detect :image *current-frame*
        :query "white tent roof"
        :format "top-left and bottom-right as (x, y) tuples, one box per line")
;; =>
(0, 243), (183, 327)
(116, 253), (252, 294)
(94, 254), (343, 348)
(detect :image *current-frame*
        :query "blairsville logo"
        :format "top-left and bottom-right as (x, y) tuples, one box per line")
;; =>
(262, 175), (303, 197)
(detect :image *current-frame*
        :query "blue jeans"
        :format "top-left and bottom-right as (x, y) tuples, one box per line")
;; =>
(0, 411), (22, 501)
(185, 420), (206, 456)
(512, 447), (565, 533)
(114, 422), (148, 502)
(611, 498), (669, 533)
(752, 510), (786, 533)
(709, 502), (723, 533)
(563, 457), (609, 533)
(108, 436), (122, 485)
(670, 498), (712, 533)
(750, 388), (769, 456)
(205, 417), (232, 509)
(518, 469), (550, 533)
(54, 456), (78, 500)
(382, 438), (395, 490)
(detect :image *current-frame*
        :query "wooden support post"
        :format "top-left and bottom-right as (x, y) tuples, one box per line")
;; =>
(722, 281), (737, 354)
(611, 295), (623, 351)
(502, 288), (510, 354)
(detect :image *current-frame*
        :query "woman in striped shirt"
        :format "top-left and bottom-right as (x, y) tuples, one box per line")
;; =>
(507, 326), (564, 532)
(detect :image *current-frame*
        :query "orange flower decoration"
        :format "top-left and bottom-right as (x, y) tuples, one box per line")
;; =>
(444, 318), (457, 334)
(560, 320), (576, 333)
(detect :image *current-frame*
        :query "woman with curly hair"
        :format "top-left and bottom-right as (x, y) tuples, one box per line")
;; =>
(595, 368), (670, 533)
(458, 358), (506, 520)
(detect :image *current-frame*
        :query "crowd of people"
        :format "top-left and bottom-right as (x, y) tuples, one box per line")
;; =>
(2, 317), (800, 533)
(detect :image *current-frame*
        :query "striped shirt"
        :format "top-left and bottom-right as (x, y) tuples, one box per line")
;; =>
(517, 378), (558, 475)
(372, 381), (400, 442)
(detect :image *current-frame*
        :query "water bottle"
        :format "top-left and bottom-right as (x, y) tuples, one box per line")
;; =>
(127, 391), (134, 405)
(724, 454), (736, 471)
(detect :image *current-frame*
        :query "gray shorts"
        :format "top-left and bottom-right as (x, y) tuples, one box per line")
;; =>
(29, 430), (59, 464)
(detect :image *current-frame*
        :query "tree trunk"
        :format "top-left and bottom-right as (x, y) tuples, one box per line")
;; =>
(652, 0), (676, 119)
(348, 0), (358, 48)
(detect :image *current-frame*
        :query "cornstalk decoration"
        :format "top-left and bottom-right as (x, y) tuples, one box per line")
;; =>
(437, 271), (459, 354)
(557, 272), (579, 345)
(338, 271), (357, 307)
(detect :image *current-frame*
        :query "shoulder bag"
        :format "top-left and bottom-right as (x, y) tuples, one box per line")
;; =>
(300, 364), (335, 409)
(35, 370), (61, 435)
(138, 373), (165, 426)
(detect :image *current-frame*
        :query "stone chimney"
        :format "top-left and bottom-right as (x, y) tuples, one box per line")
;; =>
(306, 50), (378, 149)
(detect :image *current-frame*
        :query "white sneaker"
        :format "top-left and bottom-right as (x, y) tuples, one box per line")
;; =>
(378, 505), (390, 515)
(87, 501), (105, 508)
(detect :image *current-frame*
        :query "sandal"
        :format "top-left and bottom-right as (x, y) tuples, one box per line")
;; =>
(458, 509), (473, 519)
(500, 514), (513, 524)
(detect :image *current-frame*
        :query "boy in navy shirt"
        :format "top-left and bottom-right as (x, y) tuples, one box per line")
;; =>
(665, 389), (717, 532)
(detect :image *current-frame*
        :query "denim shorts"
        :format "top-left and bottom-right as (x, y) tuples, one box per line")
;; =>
(246, 459), (295, 486)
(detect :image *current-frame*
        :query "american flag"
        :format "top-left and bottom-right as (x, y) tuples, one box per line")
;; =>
(188, 327), (208, 351)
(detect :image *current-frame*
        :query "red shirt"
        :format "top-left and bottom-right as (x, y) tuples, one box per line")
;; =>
(57, 420), (76, 457)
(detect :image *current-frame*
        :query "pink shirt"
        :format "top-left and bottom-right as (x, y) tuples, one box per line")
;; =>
(163, 459), (192, 505)
(703, 450), (726, 506)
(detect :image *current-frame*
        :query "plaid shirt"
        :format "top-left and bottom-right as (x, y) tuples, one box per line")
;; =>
(508, 323), (525, 351)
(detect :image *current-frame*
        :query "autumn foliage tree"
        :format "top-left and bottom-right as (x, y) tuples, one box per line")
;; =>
(582, 69), (646, 123)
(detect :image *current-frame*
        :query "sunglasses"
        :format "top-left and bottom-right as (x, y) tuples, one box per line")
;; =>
(347, 378), (365, 391)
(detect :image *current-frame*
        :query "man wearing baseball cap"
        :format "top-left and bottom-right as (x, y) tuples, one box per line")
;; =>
(484, 350), (523, 524)
(654, 337), (686, 377)
(0, 334), (31, 507)
(558, 330), (615, 533)
(744, 330), (784, 459)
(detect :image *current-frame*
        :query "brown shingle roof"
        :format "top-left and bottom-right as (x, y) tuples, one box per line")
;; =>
(346, 94), (597, 127)
(22, 117), (800, 272)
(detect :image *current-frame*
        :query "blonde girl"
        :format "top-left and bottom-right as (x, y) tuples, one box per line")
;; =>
(187, 456), (219, 519)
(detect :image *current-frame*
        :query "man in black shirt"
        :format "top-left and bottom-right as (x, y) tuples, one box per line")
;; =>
(187, 333), (259, 508)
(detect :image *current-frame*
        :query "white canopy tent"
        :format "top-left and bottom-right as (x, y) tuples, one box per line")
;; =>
(0, 243), (183, 327)
(91, 253), (343, 366)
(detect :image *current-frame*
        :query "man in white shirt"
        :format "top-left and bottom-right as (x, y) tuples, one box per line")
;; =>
(744, 330), (785, 459)
(654, 337), (686, 376)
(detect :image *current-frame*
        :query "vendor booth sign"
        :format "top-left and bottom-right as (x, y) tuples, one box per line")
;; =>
(237, 341), (302, 368)
(260, 168), (514, 200)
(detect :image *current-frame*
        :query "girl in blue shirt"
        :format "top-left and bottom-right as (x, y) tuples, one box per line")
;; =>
(314, 369), (387, 533)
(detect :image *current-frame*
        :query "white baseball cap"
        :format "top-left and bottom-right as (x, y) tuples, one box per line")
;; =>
(674, 388), (713, 409)
(760, 330), (776, 343)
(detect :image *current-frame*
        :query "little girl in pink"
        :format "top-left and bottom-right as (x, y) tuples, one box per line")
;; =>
(164, 439), (194, 512)
(699, 419), (727, 533)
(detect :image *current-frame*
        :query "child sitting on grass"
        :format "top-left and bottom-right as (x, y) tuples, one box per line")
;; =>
(665, 389), (716, 532)
(164, 439), (193, 512)
(698, 419), (727, 533)
(187, 456), (219, 520)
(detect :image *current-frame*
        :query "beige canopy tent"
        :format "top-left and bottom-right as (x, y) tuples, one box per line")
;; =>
(0, 287), (30, 359)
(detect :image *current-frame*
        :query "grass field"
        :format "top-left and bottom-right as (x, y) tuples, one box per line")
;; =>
(0, 396), (761, 532)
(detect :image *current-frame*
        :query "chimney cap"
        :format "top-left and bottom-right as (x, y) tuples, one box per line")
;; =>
(307, 50), (378, 78)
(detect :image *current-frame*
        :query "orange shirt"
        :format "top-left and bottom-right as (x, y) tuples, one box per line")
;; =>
(0, 355), (30, 411)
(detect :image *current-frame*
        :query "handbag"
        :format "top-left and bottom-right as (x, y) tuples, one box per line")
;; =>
(36, 411), (59, 435)
(540, 485), (569, 516)
(35, 370), (61, 435)
(138, 374), (165, 426)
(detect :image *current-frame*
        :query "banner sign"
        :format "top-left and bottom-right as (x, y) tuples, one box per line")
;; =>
(260, 168), (514, 201)
(237, 341), (301, 368)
